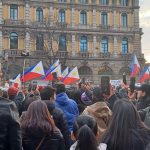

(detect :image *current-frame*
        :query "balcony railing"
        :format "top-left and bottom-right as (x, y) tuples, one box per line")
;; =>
(3, 19), (25, 26)
(1, 50), (144, 60)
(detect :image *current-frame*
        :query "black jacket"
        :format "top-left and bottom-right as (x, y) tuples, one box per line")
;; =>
(0, 96), (22, 150)
(44, 101), (70, 150)
(22, 128), (66, 150)
(137, 96), (150, 110)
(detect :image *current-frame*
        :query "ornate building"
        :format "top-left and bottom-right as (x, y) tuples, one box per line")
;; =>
(0, 0), (144, 84)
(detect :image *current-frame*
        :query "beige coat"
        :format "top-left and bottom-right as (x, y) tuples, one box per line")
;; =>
(82, 102), (112, 141)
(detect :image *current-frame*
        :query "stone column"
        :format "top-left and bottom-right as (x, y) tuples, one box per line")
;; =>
(0, 1), (2, 25)
(72, 35), (76, 56)
(113, 10), (117, 29)
(133, 9), (139, 29)
(93, 36), (97, 56)
(25, 1), (30, 25)
(93, 9), (96, 29)
(50, 7), (53, 25)
(25, 31), (30, 52)
(71, 8), (75, 27)
(113, 36), (118, 57)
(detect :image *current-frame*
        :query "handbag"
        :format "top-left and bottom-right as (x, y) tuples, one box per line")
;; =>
(35, 135), (46, 150)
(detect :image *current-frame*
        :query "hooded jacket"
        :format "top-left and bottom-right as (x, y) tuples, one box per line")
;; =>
(56, 92), (79, 132)
(83, 102), (112, 141)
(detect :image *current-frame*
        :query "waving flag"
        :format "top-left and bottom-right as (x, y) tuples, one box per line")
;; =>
(130, 54), (140, 77)
(60, 67), (68, 81)
(63, 67), (80, 85)
(139, 66), (150, 83)
(45, 64), (61, 81)
(49, 59), (59, 72)
(21, 61), (45, 82)
(10, 74), (21, 88)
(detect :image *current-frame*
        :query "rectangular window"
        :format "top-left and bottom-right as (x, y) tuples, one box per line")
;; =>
(101, 13), (107, 26)
(80, 14), (87, 25)
(101, 0), (108, 5)
(10, 5), (18, 20)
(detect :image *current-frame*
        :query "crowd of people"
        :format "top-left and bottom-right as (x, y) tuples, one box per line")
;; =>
(0, 80), (150, 150)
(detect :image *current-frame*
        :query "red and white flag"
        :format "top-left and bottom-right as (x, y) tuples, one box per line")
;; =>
(63, 67), (80, 85)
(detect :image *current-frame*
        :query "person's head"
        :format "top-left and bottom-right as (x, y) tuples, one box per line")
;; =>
(103, 99), (148, 150)
(7, 87), (18, 100)
(21, 100), (55, 134)
(55, 82), (66, 95)
(92, 86), (105, 103)
(139, 84), (150, 98)
(72, 115), (98, 150)
(2, 90), (8, 99)
(40, 86), (56, 101)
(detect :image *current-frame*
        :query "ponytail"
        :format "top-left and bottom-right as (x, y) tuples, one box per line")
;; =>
(75, 125), (98, 150)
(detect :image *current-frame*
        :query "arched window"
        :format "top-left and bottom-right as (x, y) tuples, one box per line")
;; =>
(122, 38), (128, 54)
(59, 35), (67, 51)
(121, 13), (127, 27)
(59, 9), (65, 23)
(10, 4), (18, 20)
(101, 37), (108, 53)
(101, 12), (107, 25)
(101, 0), (108, 5)
(36, 7), (43, 22)
(80, 11), (87, 25)
(10, 32), (18, 49)
(80, 36), (88, 52)
(120, 0), (128, 6)
(36, 34), (44, 50)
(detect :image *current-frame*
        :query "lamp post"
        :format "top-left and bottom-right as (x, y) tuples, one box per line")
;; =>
(21, 51), (29, 88)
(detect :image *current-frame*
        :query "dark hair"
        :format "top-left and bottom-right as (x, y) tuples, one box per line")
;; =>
(55, 82), (66, 94)
(102, 99), (150, 150)
(141, 84), (150, 97)
(40, 86), (56, 100)
(92, 86), (104, 102)
(2, 90), (8, 99)
(21, 100), (56, 134)
(73, 115), (98, 150)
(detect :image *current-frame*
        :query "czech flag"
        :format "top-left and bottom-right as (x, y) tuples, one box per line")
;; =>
(130, 54), (140, 77)
(139, 66), (150, 83)
(21, 61), (45, 82)
(10, 74), (21, 88)
(44, 64), (61, 81)
(63, 67), (80, 85)
(60, 67), (68, 81)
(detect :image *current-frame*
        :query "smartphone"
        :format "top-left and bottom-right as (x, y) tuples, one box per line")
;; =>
(123, 73), (127, 85)
(130, 77), (135, 93)
(101, 76), (110, 95)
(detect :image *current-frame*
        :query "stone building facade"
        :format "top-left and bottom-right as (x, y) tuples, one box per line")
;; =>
(0, 0), (144, 84)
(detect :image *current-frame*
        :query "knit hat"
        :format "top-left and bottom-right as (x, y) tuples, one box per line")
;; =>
(7, 87), (18, 96)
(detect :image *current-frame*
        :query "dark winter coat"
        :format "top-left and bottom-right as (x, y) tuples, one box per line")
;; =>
(0, 96), (22, 150)
(107, 94), (119, 110)
(56, 92), (79, 132)
(139, 106), (150, 128)
(137, 96), (150, 110)
(44, 100), (70, 150)
(22, 128), (65, 150)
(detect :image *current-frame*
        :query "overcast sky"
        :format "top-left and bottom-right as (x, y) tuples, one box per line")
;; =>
(139, 0), (150, 62)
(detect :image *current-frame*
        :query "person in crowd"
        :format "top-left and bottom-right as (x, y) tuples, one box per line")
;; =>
(102, 99), (150, 150)
(70, 115), (107, 150)
(21, 100), (66, 150)
(137, 84), (150, 110)
(139, 105), (150, 128)
(82, 86), (111, 141)
(0, 88), (22, 150)
(55, 82), (79, 133)
(40, 86), (70, 150)
(7, 86), (18, 100)
(105, 84), (119, 111)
